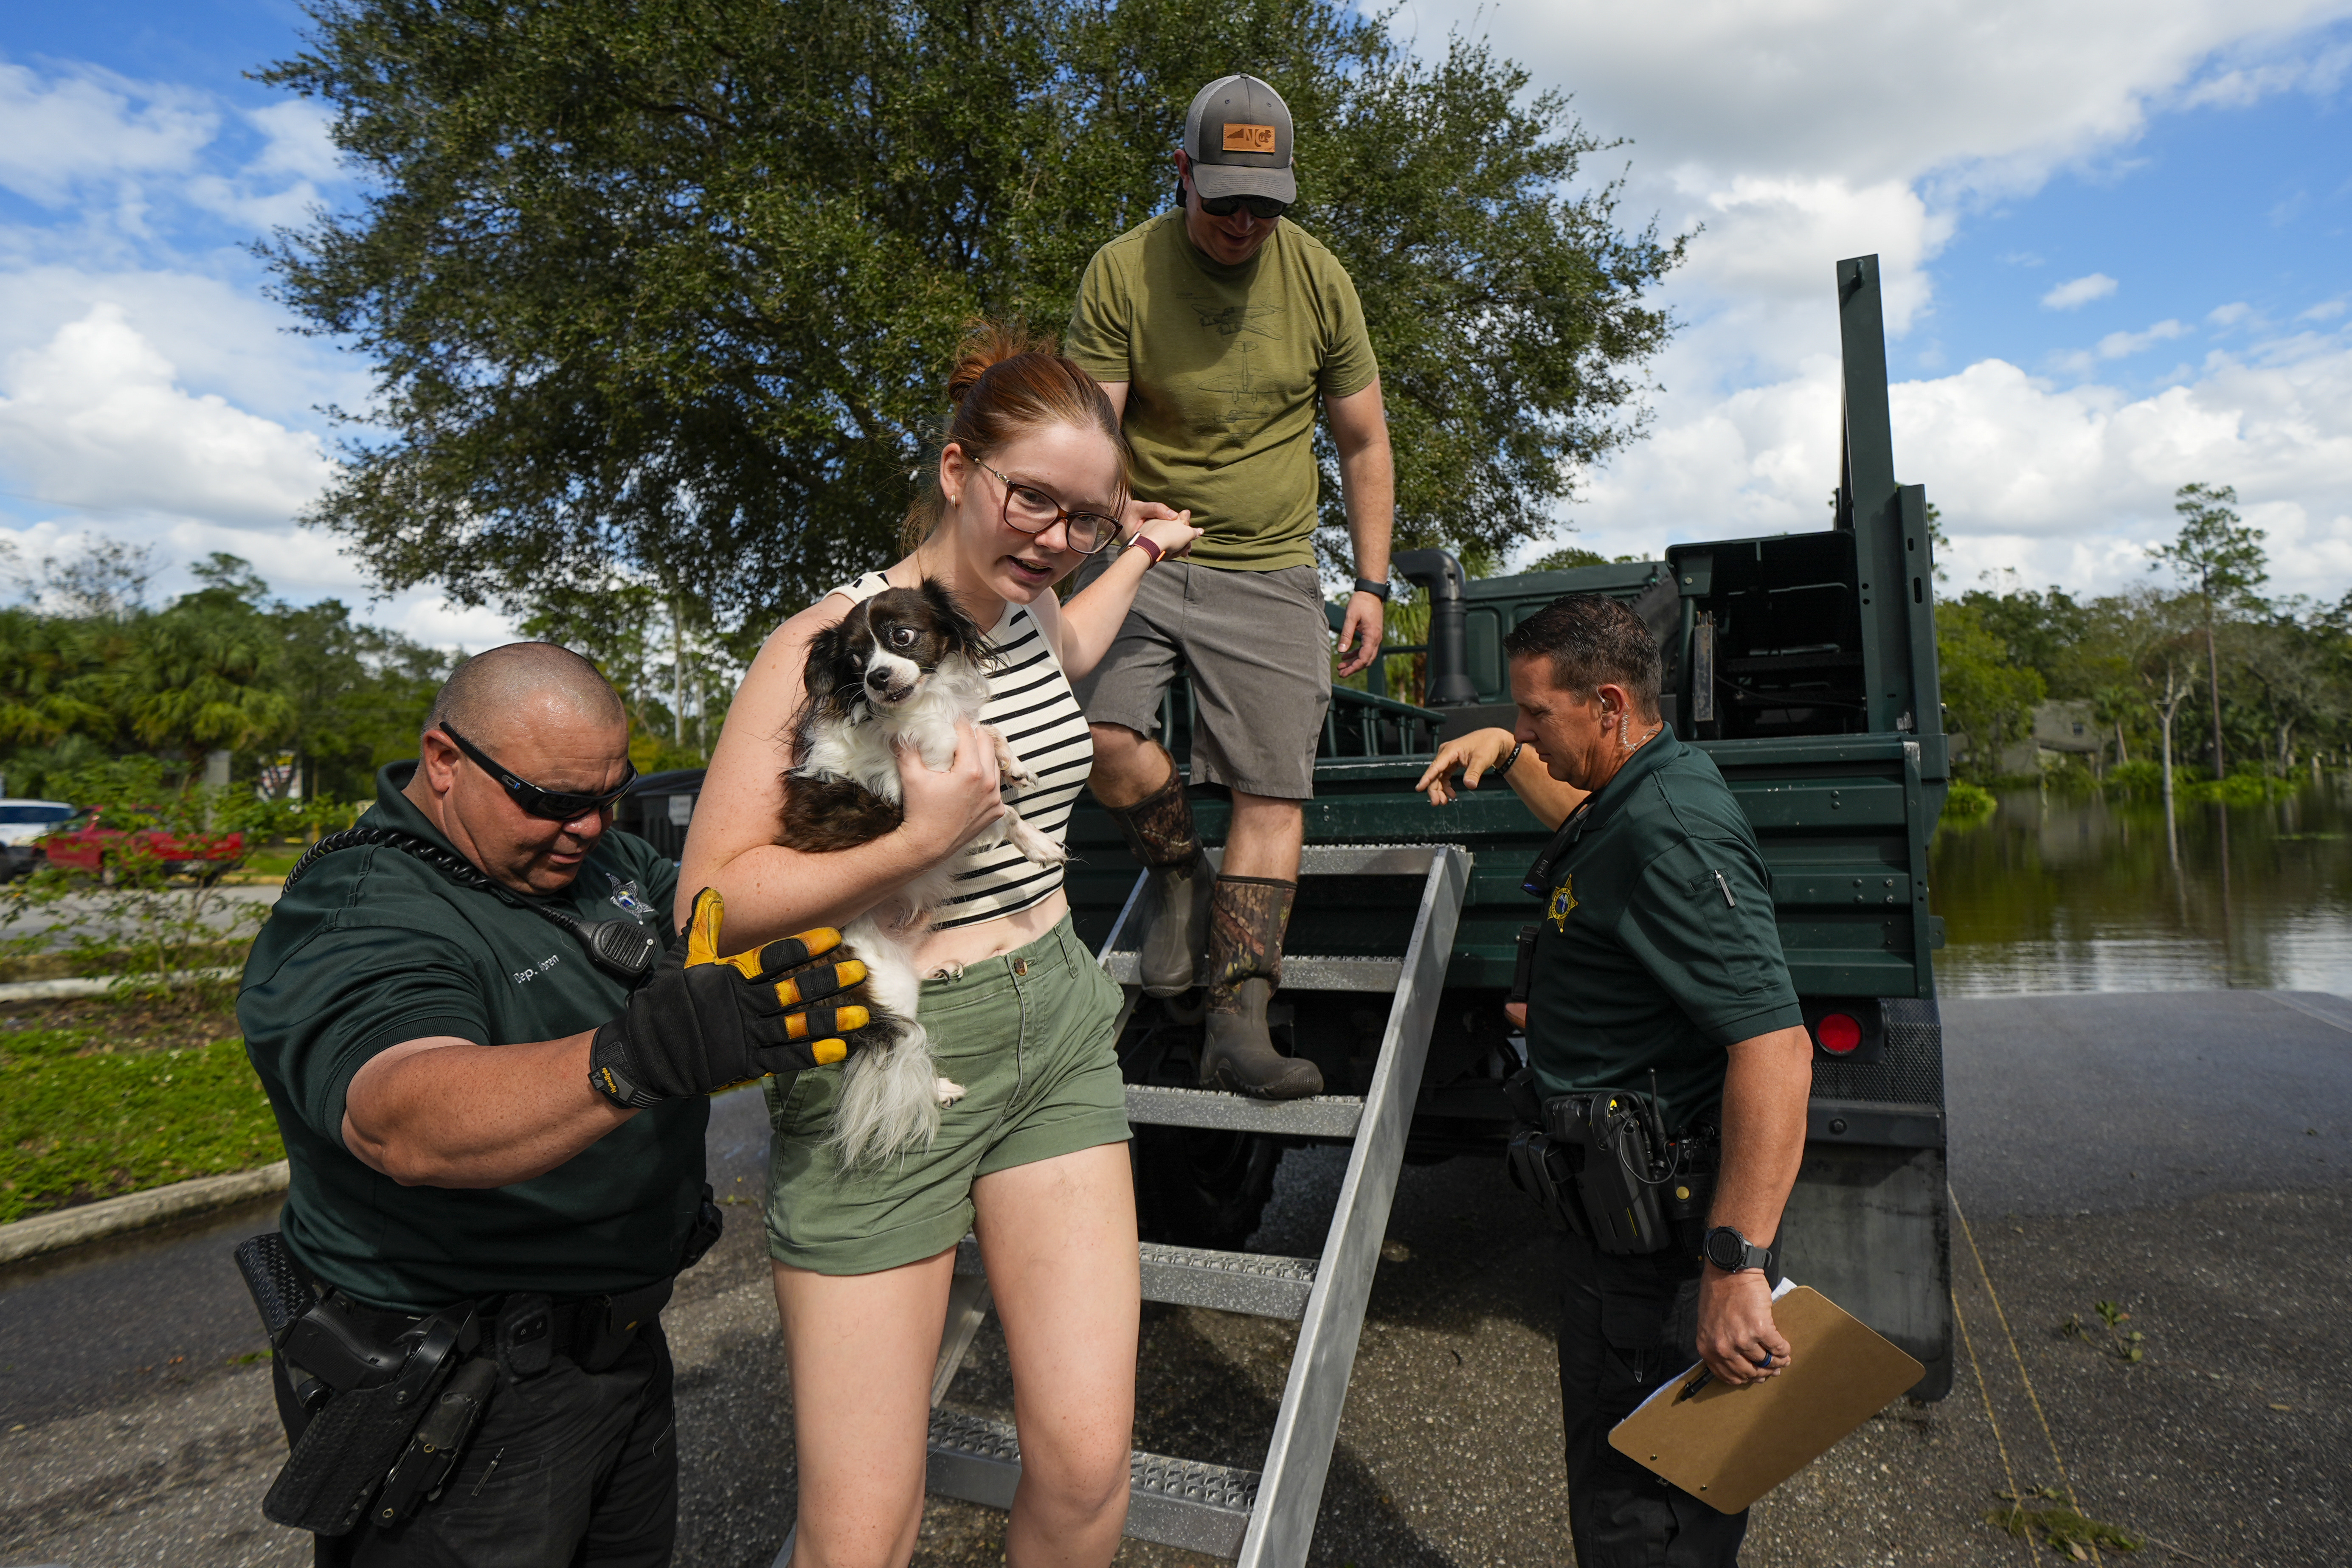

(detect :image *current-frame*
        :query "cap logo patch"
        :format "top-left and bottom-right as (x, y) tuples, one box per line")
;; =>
(1222, 122), (1277, 154)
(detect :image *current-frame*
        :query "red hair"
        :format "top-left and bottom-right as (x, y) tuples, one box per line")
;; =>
(901, 321), (1133, 548)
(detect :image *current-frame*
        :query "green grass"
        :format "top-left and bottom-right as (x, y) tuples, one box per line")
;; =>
(0, 1027), (284, 1224)
(1938, 779), (1998, 829)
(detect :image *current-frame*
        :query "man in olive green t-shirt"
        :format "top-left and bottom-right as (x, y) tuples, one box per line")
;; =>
(1066, 73), (1394, 1099)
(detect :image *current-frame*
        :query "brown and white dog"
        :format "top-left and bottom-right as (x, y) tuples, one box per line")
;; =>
(782, 581), (1066, 1166)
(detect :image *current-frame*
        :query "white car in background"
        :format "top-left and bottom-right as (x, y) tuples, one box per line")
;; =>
(0, 799), (81, 879)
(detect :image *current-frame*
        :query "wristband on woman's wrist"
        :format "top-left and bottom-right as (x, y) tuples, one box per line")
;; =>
(1131, 534), (1165, 566)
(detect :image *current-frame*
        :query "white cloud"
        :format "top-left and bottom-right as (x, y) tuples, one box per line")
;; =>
(0, 61), (215, 205)
(1541, 323), (2352, 599)
(2043, 273), (2121, 310)
(1413, 0), (2352, 354)
(2094, 319), (2190, 358)
(0, 304), (332, 528)
(245, 99), (342, 184)
(2049, 318), (2194, 374)
(0, 265), (367, 427)
(1407, 0), (2352, 599)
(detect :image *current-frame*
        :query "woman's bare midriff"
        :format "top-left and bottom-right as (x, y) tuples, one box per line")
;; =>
(911, 887), (1074, 974)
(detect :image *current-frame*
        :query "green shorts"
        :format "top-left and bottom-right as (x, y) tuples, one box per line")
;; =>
(762, 915), (1131, 1276)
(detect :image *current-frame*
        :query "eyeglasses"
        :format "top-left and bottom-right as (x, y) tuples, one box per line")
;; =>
(970, 456), (1123, 556)
(1196, 193), (1289, 221)
(438, 722), (638, 822)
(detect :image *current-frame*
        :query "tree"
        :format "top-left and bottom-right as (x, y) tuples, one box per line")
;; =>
(259, 0), (1683, 635)
(2149, 481), (2265, 779)
(1936, 599), (2046, 779)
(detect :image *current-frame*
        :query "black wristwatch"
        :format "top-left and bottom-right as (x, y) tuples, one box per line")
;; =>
(1352, 576), (1392, 602)
(1702, 1225), (1772, 1274)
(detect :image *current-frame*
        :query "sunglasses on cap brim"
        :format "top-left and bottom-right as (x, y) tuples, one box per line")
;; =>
(439, 721), (638, 821)
(1197, 193), (1290, 220)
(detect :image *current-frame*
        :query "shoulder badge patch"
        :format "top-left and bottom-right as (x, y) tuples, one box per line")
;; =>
(1547, 876), (1578, 930)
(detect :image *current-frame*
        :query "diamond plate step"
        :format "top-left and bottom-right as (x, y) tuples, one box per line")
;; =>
(1124, 1082), (1364, 1138)
(928, 1408), (1259, 1558)
(1100, 951), (1405, 992)
(955, 1236), (1318, 1320)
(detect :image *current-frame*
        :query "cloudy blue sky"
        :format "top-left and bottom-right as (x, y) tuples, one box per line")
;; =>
(2, 1), (2349, 642)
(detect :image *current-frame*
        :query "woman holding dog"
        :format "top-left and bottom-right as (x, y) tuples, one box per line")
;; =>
(683, 323), (1201, 1567)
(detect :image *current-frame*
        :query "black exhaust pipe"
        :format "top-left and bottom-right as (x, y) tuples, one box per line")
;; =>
(1393, 549), (1480, 706)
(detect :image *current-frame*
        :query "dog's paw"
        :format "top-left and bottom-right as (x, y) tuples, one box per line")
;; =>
(926, 960), (966, 982)
(934, 1076), (968, 1106)
(999, 761), (1041, 791)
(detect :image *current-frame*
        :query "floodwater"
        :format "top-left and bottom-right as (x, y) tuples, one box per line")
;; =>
(1929, 777), (2352, 997)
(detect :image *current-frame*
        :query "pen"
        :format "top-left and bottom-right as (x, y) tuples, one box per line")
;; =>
(1674, 1350), (1776, 1404)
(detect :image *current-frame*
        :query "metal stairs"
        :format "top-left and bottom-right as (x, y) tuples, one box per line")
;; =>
(771, 842), (1469, 1566)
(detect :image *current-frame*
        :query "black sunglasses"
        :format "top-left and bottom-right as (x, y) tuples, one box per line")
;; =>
(1196, 192), (1289, 220)
(439, 722), (638, 822)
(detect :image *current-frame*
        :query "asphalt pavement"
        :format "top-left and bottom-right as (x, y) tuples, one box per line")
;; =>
(4, 989), (2349, 1567)
(7, 885), (281, 952)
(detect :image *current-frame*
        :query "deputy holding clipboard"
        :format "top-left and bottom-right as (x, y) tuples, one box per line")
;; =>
(1419, 593), (1817, 1566)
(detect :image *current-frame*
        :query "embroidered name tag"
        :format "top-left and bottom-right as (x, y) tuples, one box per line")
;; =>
(1222, 122), (1277, 154)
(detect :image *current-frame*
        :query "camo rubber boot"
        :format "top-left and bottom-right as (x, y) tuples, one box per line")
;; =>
(1199, 876), (1322, 1100)
(1102, 763), (1211, 996)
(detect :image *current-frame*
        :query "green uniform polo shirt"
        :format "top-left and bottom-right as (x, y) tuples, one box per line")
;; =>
(1525, 728), (1804, 1132)
(239, 763), (699, 1313)
(1065, 211), (1378, 573)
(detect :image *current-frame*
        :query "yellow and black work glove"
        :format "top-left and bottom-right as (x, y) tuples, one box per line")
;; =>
(588, 888), (871, 1109)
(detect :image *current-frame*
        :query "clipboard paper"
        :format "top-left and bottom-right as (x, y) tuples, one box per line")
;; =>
(1607, 1285), (1924, 1514)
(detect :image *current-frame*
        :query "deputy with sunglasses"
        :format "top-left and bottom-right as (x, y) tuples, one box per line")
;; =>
(238, 642), (867, 1565)
(1066, 72), (1394, 1098)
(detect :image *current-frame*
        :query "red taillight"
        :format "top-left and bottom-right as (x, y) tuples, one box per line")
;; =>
(1815, 1012), (1863, 1055)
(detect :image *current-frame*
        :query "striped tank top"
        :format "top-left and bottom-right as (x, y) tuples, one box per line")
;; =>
(826, 572), (1093, 930)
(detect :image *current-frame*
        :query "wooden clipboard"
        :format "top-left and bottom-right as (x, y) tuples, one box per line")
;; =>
(1608, 1285), (1924, 1514)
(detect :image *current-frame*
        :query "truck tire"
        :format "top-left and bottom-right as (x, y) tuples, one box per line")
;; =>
(1131, 1124), (1283, 1250)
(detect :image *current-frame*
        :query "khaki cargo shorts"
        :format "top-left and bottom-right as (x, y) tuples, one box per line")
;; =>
(762, 917), (1130, 1276)
(1070, 559), (1333, 801)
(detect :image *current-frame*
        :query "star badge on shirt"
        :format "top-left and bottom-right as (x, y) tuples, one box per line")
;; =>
(606, 874), (656, 924)
(1547, 877), (1578, 930)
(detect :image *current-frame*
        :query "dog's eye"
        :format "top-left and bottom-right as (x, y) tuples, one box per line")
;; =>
(889, 626), (918, 649)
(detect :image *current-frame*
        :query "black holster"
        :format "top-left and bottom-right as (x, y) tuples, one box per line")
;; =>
(235, 1234), (487, 1537)
(1502, 1073), (1716, 1257)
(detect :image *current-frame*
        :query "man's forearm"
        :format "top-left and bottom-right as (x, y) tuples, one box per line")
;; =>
(1709, 1025), (1814, 1242)
(343, 1031), (634, 1189)
(1338, 434), (1393, 582)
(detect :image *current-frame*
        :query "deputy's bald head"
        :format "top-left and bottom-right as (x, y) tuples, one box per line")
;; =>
(426, 642), (625, 750)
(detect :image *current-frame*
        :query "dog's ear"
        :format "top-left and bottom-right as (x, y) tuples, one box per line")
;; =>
(799, 602), (868, 719)
(921, 578), (993, 663)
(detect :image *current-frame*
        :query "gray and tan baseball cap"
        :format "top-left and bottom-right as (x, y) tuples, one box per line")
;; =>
(1183, 74), (1296, 205)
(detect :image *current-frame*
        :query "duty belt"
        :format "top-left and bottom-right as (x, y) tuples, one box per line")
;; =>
(233, 1234), (678, 1537)
(1501, 1069), (1718, 1256)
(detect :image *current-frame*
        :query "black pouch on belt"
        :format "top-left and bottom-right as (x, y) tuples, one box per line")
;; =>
(262, 1303), (478, 1536)
(1543, 1090), (1675, 1256)
(578, 1277), (675, 1372)
(680, 1182), (724, 1272)
(1500, 1069), (1592, 1239)
(494, 1293), (554, 1381)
